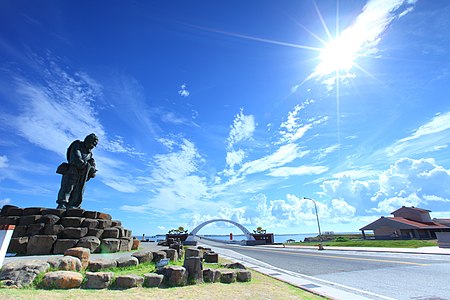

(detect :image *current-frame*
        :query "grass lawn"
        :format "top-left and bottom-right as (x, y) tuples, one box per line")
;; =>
(295, 239), (438, 248)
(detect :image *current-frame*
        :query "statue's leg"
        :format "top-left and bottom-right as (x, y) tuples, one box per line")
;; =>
(57, 174), (74, 209)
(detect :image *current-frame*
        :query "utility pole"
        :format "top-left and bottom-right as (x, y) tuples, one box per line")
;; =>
(303, 197), (324, 250)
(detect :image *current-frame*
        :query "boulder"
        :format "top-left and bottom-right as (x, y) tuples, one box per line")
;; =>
(116, 256), (139, 268)
(47, 256), (82, 271)
(100, 238), (120, 253)
(102, 228), (119, 239)
(0, 216), (20, 225)
(143, 273), (163, 288)
(131, 238), (140, 250)
(224, 262), (246, 269)
(40, 214), (60, 225)
(115, 274), (143, 289)
(157, 266), (188, 287)
(162, 248), (178, 261)
(84, 272), (114, 289)
(236, 270), (252, 282)
(183, 256), (203, 284)
(204, 252), (219, 263)
(44, 224), (64, 236)
(60, 217), (85, 227)
(27, 235), (57, 255)
(81, 218), (99, 229)
(12, 225), (27, 238)
(64, 247), (90, 270)
(124, 229), (133, 238)
(203, 268), (221, 283)
(53, 239), (79, 254)
(23, 207), (44, 216)
(0, 205), (17, 215)
(152, 251), (167, 262)
(42, 208), (66, 217)
(65, 208), (85, 217)
(41, 271), (83, 289)
(87, 228), (104, 239)
(119, 238), (132, 252)
(131, 250), (153, 263)
(111, 220), (122, 227)
(7, 237), (28, 255)
(5, 207), (23, 216)
(219, 270), (236, 283)
(185, 248), (202, 259)
(84, 211), (98, 219)
(0, 260), (49, 288)
(77, 236), (101, 252)
(88, 259), (117, 272)
(19, 215), (42, 225)
(62, 227), (88, 239)
(26, 223), (44, 236)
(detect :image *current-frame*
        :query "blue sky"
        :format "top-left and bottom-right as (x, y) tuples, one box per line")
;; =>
(1, 0), (450, 236)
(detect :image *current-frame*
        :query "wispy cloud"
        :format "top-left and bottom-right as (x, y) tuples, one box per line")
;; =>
(268, 165), (328, 177)
(227, 109), (255, 149)
(0, 155), (8, 168)
(178, 83), (190, 97)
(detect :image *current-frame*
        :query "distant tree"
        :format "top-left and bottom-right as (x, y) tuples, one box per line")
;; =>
(253, 226), (266, 234)
(168, 226), (189, 235)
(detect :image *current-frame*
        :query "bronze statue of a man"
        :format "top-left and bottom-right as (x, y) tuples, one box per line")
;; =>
(56, 133), (98, 209)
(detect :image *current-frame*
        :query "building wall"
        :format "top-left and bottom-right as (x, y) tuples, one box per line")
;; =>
(393, 208), (431, 222)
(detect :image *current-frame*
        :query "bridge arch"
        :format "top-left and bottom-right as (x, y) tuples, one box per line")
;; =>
(186, 219), (255, 241)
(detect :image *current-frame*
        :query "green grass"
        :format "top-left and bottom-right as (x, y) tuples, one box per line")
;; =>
(100, 261), (156, 276)
(294, 239), (438, 248)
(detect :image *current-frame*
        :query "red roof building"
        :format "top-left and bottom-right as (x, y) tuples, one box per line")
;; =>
(360, 206), (450, 240)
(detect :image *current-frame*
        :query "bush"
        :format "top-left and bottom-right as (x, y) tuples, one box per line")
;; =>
(334, 236), (349, 242)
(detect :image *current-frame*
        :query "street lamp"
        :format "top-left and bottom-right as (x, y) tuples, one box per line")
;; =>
(303, 197), (324, 250)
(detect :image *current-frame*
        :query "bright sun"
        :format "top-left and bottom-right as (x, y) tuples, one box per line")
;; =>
(316, 36), (359, 76)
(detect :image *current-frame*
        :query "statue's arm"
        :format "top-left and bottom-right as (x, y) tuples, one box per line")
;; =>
(70, 146), (88, 169)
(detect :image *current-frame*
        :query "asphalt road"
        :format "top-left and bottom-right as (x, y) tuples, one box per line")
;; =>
(201, 241), (450, 300)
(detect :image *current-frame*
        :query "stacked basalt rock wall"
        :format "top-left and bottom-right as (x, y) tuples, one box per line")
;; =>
(0, 205), (133, 255)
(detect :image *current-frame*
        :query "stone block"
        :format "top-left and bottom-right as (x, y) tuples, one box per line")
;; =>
(0, 260), (49, 288)
(23, 207), (44, 216)
(27, 235), (57, 255)
(77, 236), (101, 252)
(236, 270), (252, 282)
(7, 237), (29, 255)
(84, 211), (98, 219)
(26, 223), (44, 236)
(97, 219), (112, 229)
(53, 239), (79, 254)
(119, 238), (132, 252)
(204, 252), (219, 263)
(42, 208), (66, 217)
(0, 216), (20, 225)
(111, 220), (122, 227)
(183, 257), (203, 283)
(162, 249), (178, 261)
(124, 229), (133, 238)
(116, 256), (139, 268)
(152, 250), (167, 262)
(143, 273), (163, 288)
(81, 218), (99, 229)
(62, 227), (88, 239)
(132, 238), (140, 250)
(40, 214), (60, 224)
(60, 217), (85, 227)
(12, 225), (27, 238)
(102, 227), (119, 239)
(64, 247), (90, 270)
(19, 215), (42, 225)
(203, 268), (221, 283)
(47, 256), (82, 271)
(224, 262), (246, 269)
(5, 207), (23, 216)
(42, 271), (83, 289)
(88, 259), (117, 272)
(115, 226), (125, 237)
(65, 208), (85, 217)
(185, 248), (202, 259)
(115, 274), (143, 289)
(100, 238), (120, 253)
(219, 270), (236, 284)
(88, 228), (104, 238)
(84, 272), (114, 289)
(132, 250), (153, 263)
(44, 224), (64, 236)
(0, 205), (17, 215)
(157, 266), (188, 287)
(97, 212), (112, 220)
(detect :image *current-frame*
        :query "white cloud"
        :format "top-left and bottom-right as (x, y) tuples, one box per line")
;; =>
(0, 155), (8, 168)
(227, 109), (255, 149)
(268, 165), (328, 177)
(0, 198), (11, 206)
(315, 144), (340, 160)
(225, 149), (245, 172)
(278, 101), (317, 144)
(178, 83), (190, 97)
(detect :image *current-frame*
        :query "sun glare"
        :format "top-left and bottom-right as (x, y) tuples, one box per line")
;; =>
(316, 36), (358, 76)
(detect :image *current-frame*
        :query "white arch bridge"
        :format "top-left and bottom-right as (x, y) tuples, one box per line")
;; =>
(185, 219), (256, 244)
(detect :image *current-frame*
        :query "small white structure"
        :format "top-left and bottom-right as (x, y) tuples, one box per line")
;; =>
(0, 224), (15, 266)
